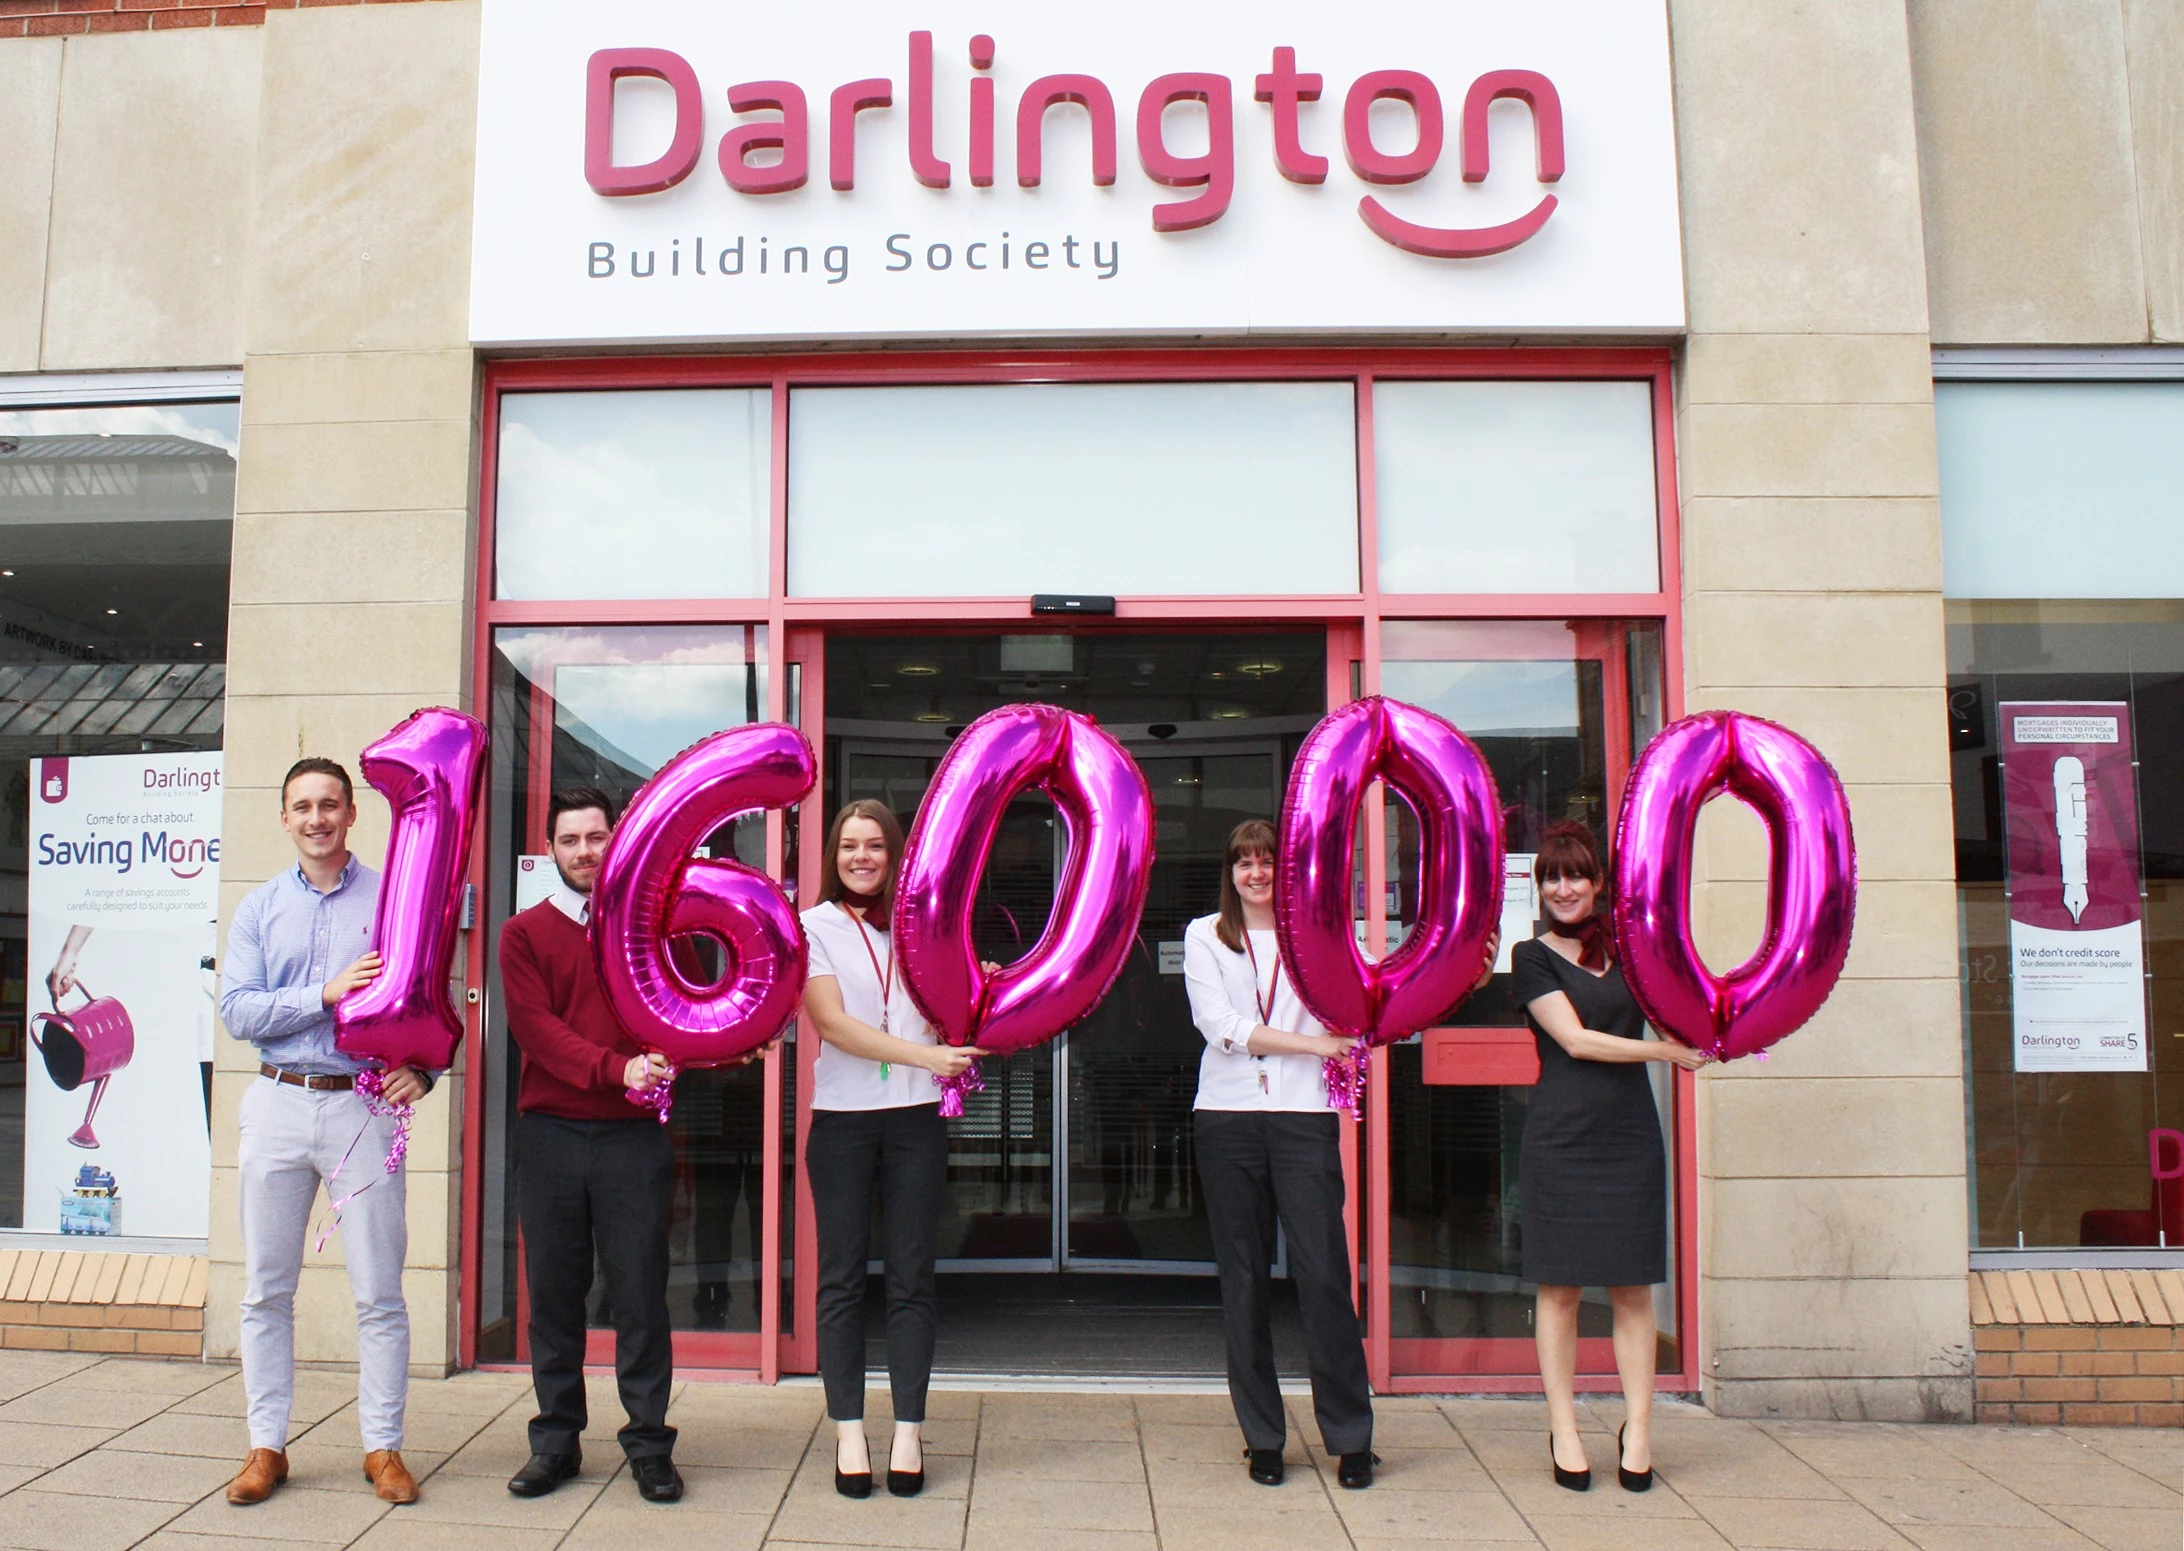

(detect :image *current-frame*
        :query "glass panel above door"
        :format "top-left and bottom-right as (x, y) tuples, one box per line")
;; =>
(494, 389), (770, 600)
(787, 382), (1360, 598)
(1374, 380), (1660, 594)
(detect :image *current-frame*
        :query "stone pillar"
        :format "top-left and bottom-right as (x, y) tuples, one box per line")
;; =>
(207, 0), (481, 1378)
(1669, 0), (1972, 1419)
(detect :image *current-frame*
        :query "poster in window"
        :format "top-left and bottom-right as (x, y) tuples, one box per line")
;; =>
(23, 753), (222, 1237)
(2001, 703), (2147, 1073)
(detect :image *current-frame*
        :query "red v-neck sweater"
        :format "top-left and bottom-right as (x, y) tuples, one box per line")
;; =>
(497, 899), (646, 1121)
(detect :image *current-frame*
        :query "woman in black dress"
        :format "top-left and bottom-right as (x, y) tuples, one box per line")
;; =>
(1511, 821), (1709, 1493)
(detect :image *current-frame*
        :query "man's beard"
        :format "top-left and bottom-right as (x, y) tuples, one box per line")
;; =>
(554, 861), (594, 896)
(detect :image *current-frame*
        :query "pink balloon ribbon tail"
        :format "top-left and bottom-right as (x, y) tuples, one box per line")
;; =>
(934, 1060), (986, 1119)
(626, 1069), (676, 1125)
(311, 1067), (413, 1253)
(1322, 1044), (1371, 1118)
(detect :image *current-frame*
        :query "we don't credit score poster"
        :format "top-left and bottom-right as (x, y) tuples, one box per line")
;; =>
(2001, 704), (2147, 1073)
(24, 753), (221, 1238)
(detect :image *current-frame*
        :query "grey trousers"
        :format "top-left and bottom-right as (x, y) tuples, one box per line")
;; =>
(237, 1075), (410, 1452)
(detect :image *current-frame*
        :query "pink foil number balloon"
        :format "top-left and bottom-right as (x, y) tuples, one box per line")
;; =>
(336, 708), (490, 1073)
(1613, 710), (1857, 1062)
(894, 705), (1155, 1108)
(1276, 697), (1504, 1083)
(591, 724), (816, 1069)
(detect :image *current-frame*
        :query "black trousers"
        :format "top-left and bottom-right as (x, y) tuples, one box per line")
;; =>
(806, 1104), (947, 1423)
(518, 1111), (677, 1460)
(1195, 1109), (1373, 1455)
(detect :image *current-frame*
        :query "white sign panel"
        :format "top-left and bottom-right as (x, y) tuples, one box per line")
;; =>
(471, 0), (1685, 346)
(24, 754), (222, 1239)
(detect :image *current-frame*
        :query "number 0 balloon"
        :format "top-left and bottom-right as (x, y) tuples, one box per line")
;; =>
(336, 707), (489, 1074)
(894, 704), (1155, 1114)
(591, 724), (817, 1072)
(1613, 710), (1857, 1062)
(1276, 697), (1503, 1111)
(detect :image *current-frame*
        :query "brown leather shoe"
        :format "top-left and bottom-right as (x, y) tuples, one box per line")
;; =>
(364, 1449), (419, 1505)
(226, 1448), (288, 1505)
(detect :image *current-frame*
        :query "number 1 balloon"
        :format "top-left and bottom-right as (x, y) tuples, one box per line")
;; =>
(336, 707), (490, 1074)
(894, 704), (1156, 1115)
(1276, 697), (1504, 1113)
(1613, 710), (1857, 1062)
(591, 724), (817, 1081)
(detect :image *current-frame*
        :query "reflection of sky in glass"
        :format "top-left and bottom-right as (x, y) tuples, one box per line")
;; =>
(553, 663), (758, 774)
(1381, 660), (1578, 737)
(0, 401), (240, 456)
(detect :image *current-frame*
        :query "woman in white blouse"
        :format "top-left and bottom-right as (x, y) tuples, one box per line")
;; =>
(1183, 818), (1377, 1492)
(801, 799), (985, 1501)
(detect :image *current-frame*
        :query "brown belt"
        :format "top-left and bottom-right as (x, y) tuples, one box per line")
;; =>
(260, 1063), (354, 1092)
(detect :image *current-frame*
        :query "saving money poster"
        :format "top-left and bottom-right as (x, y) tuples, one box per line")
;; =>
(2000, 703), (2147, 1073)
(24, 752), (222, 1237)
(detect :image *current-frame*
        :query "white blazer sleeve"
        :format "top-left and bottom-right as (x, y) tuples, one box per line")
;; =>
(1183, 919), (1255, 1057)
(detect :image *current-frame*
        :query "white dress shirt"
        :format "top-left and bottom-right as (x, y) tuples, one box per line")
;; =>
(547, 875), (588, 926)
(1182, 914), (1333, 1113)
(802, 901), (940, 1112)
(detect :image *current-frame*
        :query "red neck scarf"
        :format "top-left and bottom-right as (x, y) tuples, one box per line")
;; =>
(1546, 910), (1613, 971)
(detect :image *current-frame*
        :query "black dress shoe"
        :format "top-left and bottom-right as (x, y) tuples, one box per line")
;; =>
(836, 1465), (873, 1499)
(507, 1451), (580, 1497)
(1549, 1434), (1590, 1492)
(1246, 1447), (1285, 1486)
(1337, 1451), (1379, 1489)
(1616, 1424), (1653, 1493)
(886, 1466), (924, 1497)
(630, 1454), (683, 1503)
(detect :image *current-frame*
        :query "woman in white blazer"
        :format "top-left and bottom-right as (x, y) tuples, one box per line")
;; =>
(1183, 818), (1376, 1492)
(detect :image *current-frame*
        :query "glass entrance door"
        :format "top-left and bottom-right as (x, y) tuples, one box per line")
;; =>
(811, 632), (1324, 1280)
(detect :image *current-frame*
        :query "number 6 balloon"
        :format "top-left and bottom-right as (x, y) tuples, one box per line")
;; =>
(336, 707), (489, 1074)
(591, 724), (817, 1073)
(1276, 697), (1504, 1112)
(1612, 710), (1857, 1062)
(894, 704), (1156, 1116)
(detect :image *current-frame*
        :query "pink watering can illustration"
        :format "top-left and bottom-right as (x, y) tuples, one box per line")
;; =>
(29, 986), (135, 1150)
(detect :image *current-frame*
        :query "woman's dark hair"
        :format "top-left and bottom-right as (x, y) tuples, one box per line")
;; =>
(819, 798), (904, 929)
(1534, 819), (1606, 889)
(547, 786), (617, 839)
(1215, 818), (1278, 953)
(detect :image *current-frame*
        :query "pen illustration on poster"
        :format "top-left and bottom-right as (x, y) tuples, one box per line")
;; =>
(2001, 703), (2147, 1073)
(23, 752), (222, 1237)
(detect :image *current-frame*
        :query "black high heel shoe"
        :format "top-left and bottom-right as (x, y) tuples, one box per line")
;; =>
(835, 1436), (873, 1499)
(887, 1433), (925, 1497)
(1616, 1424), (1652, 1493)
(1549, 1434), (1590, 1492)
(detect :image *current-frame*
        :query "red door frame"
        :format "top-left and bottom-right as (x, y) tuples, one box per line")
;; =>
(457, 346), (1695, 1397)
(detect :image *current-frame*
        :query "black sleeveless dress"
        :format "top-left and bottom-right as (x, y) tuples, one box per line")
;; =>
(1511, 937), (1668, 1287)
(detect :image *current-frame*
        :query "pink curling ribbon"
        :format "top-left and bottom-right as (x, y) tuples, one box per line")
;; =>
(1322, 1044), (1371, 1119)
(625, 1063), (676, 1125)
(311, 1066), (413, 1253)
(933, 1063), (986, 1120)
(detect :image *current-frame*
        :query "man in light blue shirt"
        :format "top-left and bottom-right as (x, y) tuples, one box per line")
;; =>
(219, 757), (431, 1509)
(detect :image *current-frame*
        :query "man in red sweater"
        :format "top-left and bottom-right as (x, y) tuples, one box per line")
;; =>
(497, 787), (682, 1504)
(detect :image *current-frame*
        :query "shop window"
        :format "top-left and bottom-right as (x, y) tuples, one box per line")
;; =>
(1373, 380), (1660, 594)
(0, 400), (235, 1232)
(1937, 383), (2184, 599)
(786, 382), (1360, 598)
(494, 389), (770, 601)
(479, 624), (784, 1352)
(1949, 601), (2184, 1250)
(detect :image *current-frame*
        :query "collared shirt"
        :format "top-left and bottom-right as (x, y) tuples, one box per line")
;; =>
(802, 901), (939, 1112)
(1182, 915), (1334, 1113)
(220, 855), (382, 1076)
(546, 876), (589, 927)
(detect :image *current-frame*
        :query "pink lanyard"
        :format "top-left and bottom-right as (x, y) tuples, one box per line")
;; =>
(848, 908), (892, 1035)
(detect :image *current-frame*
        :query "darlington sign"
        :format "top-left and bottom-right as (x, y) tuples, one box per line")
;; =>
(470, 1), (1684, 345)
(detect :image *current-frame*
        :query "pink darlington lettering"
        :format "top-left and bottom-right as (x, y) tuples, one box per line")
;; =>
(581, 37), (1568, 258)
